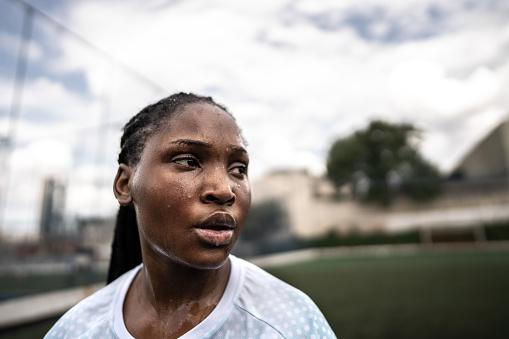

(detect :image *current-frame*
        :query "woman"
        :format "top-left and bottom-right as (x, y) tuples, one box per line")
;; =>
(45, 93), (335, 338)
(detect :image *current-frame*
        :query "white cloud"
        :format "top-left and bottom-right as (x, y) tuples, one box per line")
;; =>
(54, 0), (509, 174)
(387, 61), (499, 118)
(1, 0), (509, 235)
(11, 139), (72, 174)
(0, 77), (102, 127)
(66, 182), (117, 219)
(0, 139), (72, 238)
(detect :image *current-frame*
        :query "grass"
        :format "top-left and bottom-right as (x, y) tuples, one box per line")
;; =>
(1, 247), (508, 338)
(266, 248), (509, 339)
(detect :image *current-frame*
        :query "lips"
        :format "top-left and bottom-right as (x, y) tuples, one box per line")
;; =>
(193, 213), (237, 246)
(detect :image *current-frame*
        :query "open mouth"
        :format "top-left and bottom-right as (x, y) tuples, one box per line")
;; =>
(196, 213), (236, 230)
(197, 224), (234, 231)
(194, 213), (236, 247)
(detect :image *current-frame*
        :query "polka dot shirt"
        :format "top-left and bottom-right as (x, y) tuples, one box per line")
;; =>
(45, 256), (336, 338)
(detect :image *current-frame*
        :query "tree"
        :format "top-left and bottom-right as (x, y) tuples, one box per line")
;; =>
(326, 120), (441, 205)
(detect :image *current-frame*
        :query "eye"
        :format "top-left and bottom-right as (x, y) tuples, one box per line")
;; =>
(172, 155), (200, 169)
(229, 162), (248, 178)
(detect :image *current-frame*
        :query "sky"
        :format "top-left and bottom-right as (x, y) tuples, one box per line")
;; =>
(0, 0), (508, 238)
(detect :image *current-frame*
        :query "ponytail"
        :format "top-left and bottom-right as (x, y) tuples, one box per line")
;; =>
(107, 204), (142, 283)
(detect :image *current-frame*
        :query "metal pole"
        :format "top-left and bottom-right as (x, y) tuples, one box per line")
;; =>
(13, 0), (166, 95)
(0, 5), (34, 236)
(91, 91), (111, 214)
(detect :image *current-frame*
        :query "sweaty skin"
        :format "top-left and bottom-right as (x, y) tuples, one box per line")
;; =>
(114, 103), (251, 338)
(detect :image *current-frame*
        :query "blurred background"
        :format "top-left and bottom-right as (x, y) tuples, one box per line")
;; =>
(0, 0), (508, 338)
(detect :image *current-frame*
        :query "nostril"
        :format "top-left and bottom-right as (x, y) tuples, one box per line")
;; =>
(200, 175), (236, 205)
(204, 192), (235, 205)
(223, 195), (235, 206)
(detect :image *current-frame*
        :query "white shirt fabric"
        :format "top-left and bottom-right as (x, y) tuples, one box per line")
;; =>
(45, 255), (336, 338)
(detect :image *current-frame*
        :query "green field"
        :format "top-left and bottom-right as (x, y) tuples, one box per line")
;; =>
(1, 247), (508, 338)
(267, 247), (509, 339)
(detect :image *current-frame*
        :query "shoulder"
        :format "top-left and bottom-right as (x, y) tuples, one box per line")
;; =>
(230, 257), (336, 338)
(44, 266), (138, 339)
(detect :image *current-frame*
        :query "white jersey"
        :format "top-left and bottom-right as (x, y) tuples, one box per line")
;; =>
(45, 255), (336, 338)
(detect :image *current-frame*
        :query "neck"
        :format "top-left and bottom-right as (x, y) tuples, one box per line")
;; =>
(138, 248), (231, 315)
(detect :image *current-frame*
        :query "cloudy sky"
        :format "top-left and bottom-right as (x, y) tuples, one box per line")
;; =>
(0, 0), (508, 237)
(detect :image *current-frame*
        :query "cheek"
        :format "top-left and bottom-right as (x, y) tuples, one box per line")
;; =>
(133, 166), (190, 207)
(236, 183), (252, 220)
(133, 174), (195, 232)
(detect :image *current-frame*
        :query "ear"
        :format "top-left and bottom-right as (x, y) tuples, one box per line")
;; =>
(113, 164), (133, 205)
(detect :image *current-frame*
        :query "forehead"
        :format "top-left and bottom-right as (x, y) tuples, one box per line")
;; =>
(159, 102), (244, 145)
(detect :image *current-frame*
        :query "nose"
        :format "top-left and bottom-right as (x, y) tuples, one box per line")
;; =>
(200, 169), (236, 206)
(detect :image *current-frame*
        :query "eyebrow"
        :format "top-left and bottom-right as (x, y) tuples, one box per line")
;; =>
(170, 139), (248, 154)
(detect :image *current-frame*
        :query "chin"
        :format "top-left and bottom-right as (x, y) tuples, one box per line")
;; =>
(183, 247), (233, 270)
(143, 233), (237, 270)
(152, 244), (233, 271)
(177, 231), (239, 270)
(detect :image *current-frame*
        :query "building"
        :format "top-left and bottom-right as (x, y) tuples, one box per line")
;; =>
(39, 177), (67, 243)
(77, 216), (115, 261)
(450, 119), (509, 180)
(252, 119), (509, 238)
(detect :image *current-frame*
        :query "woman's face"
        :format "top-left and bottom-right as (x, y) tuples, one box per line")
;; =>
(128, 102), (251, 269)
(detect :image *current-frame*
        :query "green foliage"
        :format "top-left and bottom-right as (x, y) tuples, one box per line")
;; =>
(484, 220), (509, 241)
(326, 120), (441, 205)
(303, 220), (509, 248)
(306, 229), (421, 248)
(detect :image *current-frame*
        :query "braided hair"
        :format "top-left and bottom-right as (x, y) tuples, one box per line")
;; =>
(107, 92), (232, 283)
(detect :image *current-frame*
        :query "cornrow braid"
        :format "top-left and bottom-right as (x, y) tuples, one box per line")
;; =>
(107, 92), (231, 283)
(118, 92), (228, 166)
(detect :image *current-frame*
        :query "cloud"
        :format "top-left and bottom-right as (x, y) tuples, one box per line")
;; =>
(66, 163), (118, 219)
(11, 139), (72, 174)
(48, 0), (509, 174)
(1, 0), (509, 236)
(0, 31), (43, 63)
(387, 61), (499, 118)
(0, 138), (72, 238)
(0, 77), (100, 124)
